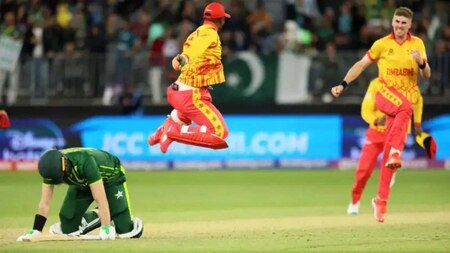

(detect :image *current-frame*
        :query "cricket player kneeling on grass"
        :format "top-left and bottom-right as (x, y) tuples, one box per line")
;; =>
(17, 148), (144, 241)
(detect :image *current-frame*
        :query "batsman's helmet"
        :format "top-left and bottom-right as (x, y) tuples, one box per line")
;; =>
(416, 132), (437, 159)
(203, 2), (231, 19)
(38, 149), (69, 184)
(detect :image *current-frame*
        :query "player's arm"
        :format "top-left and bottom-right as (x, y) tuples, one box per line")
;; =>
(413, 90), (424, 135)
(17, 184), (54, 241)
(412, 50), (431, 79)
(37, 183), (54, 218)
(418, 58), (431, 79)
(412, 39), (431, 79)
(83, 157), (115, 240)
(342, 54), (373, 85)
(363, 80), (386, 127)
(361, 80), (381, 126)
(172, 29), (216, 71)
(331, 54), (373, 97)
(89, 180), (111, 227)
(83, 157), (111, 225)
(89, 180), (116, 240)
(361, 100), (380, 127)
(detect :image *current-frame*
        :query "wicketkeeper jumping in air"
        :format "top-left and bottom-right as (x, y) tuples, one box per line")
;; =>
(17, 148), (143, 241)
(148, 2), (231, 153)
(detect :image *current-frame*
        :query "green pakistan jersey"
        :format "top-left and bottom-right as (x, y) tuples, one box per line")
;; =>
(43, 148), (126, 187)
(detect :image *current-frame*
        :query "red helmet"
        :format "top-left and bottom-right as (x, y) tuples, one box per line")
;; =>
(203, 2), (231, 19)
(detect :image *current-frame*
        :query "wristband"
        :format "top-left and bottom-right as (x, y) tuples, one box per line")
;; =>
(418, 61), (426, 69)
(340, 81), (348, 89)
(33, 214), (47, 232)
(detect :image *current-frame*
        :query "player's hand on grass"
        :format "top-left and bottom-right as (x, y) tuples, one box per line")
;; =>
(99, 225), (116, 240)
(17, 229), (41, 242)
(331, 84), (345, 97)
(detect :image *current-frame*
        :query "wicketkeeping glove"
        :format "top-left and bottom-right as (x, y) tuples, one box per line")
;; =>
(17, 229), (41, 242)
(177, 54), (188, 67)
(0, 110), (10, 128)
(99, 225), (116, 240)
(172, 54), (188, 71)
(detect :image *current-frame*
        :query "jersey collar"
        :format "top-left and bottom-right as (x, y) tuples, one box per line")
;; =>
(203, 20), (218, 31)
(389, 31), (412, 45)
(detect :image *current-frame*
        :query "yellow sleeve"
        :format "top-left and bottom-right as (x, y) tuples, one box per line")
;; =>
(361, 80), (378, 125)
(413, 90), (423, 124)
(183, 27), (217, 63)
(367, 39), (384, 61)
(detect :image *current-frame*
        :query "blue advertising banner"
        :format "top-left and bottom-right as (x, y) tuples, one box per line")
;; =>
(1, 114), (447, 171)
(0, 119), (66, 160)
(71, 115), (342, 161)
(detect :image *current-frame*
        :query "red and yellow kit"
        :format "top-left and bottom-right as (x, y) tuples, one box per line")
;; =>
(367, 32), (427, 103)
(177, 21), (225, 87)
(362, 78), (423, 134)
(351, 78), (424, 204)
(165, 20), (228, 140)
(148, 2), (231, 153)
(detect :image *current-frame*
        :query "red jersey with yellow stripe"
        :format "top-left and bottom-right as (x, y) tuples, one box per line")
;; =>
(362, 78), (423, 133)
(177, 21), (225, 88)
(367, 32), (427, 104)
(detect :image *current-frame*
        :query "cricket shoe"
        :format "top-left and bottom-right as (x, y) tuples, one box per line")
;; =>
(148, 115), (171, 145)
(347, 201), (360, 215)
(159, 118), (181, 153)
(371, 197), (387, 223)
(117, 217), (144, 239)
(147, 126), (163, 146)
(385, 153), (401, 170)
(80, 209), (100, 234)
(49, 223), (81, 236)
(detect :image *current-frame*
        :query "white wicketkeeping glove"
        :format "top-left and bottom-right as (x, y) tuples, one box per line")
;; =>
(17, 229), (41, 242)
(99, 225), (116, 240)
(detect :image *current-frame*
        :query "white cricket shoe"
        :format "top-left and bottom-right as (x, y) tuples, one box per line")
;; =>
(49, 223), (63, 235)
(49, 223), (81, 236)
(347, 201), (360, 215)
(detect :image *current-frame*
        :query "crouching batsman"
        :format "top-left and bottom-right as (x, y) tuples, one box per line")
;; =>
(17, 148), (143, 241)
(148, 2), (231, 153)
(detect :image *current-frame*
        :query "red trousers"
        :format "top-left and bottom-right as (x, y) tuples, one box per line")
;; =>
(166, 85), (228, 139)
(375, 85), (412, 201)
(351, 128), (385, 204)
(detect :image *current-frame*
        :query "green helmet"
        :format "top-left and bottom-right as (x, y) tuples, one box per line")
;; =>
(38, 149), (66, 184)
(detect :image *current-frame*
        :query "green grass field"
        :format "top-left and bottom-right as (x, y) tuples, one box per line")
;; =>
(0, 169), (449, 252)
